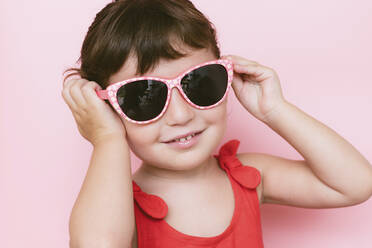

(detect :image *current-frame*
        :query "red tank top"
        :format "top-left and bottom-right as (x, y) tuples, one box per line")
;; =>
(132, 139), (264, 247)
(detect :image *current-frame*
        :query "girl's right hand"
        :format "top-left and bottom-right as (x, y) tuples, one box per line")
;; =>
(61, 78), (127, 146)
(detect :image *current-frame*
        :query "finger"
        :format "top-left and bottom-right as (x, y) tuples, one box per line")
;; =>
(81, 81), (104, 106)
(235, 64), (276, 83)
(69, 79), (90, 109)
(231, 70), (244, 93)
(63, 74), (81, 88)
(233, 63), (263, 78)
(223, 55), (259, 66)
(61, 90), (77, 112)
(220, 54), (233, 61)
(61, 79), (79, 111)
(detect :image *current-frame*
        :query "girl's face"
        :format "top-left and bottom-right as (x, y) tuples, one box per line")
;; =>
(108, 47), (227, 173)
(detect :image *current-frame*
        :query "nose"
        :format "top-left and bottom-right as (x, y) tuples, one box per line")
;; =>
(164, 87), (195, 126)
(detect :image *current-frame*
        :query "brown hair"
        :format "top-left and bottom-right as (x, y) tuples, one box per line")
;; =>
(62, 0), (221, 89)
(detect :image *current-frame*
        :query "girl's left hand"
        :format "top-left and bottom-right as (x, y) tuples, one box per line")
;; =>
(222, 55), (287, 123)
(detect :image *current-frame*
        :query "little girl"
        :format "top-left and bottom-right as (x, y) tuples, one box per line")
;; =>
(62, 0), (372, 247)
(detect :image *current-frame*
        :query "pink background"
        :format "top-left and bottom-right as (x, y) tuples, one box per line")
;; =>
(1, 0), (371, 247)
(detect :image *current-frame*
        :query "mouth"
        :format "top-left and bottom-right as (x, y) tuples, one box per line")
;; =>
(163, 130), (204, 144)
(163, 130), (204, 149)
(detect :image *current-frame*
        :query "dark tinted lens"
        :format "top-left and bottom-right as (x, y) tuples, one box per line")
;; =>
(117, 80), (167, 121)
(181, 64), (228, 106)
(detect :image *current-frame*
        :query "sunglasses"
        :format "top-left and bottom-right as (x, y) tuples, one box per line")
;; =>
(95, 59), (234, 124)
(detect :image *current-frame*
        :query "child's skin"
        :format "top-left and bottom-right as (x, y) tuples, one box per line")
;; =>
(62, 46), (372, 247)
(226, 54), (372, 206)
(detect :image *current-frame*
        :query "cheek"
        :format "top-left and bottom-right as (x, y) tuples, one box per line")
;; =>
(202, 100), (228, 124)
(121, 118), (160, 147)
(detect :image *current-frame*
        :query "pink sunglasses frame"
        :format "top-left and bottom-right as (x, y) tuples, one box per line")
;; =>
(95, 58), (234, 124)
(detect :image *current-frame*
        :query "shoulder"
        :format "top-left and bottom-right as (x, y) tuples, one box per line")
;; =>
(236, 152), (271, 174)
(235, 151), (298, 205)
(235, 152), (268, 205)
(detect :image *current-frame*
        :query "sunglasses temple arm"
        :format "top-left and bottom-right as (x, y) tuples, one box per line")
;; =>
(95, 89), (109, 100)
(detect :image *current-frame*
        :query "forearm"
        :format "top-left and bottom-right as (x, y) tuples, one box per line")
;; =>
(263, 100), (372, 200)
(69, 136), (134, 247)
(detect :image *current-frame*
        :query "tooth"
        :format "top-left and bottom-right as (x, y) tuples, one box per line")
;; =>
(170, 133), (198, 143)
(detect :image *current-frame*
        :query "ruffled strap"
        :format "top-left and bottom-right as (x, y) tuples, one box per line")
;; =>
(132, 181), (168, 219)
(214, 139), (261, 189)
